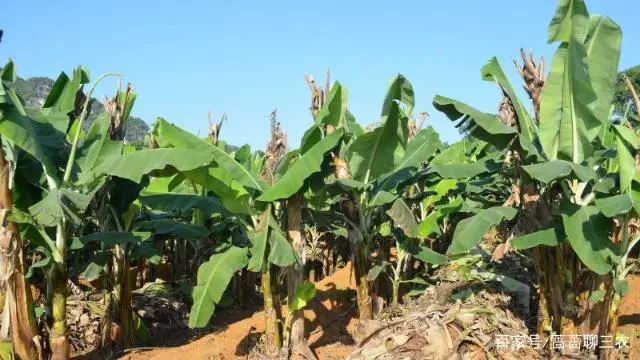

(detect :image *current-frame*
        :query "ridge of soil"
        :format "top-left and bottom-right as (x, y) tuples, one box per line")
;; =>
(72, 266), (640, 360)
(118, 263), (359, 360)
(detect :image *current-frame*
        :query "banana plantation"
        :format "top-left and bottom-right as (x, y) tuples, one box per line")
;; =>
(1, 0), (640, 359)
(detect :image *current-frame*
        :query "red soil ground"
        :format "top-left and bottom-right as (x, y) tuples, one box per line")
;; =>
(618, 275), (640, 359)
(120, 263), (359, 360)
(113, 268), (640, 360)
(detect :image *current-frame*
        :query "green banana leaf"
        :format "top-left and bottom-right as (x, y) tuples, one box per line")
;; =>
(257, 128), (344, 202)
(189, 245), (249, 328)
(447, 206), (517, 255)
(348, 102), (406, 183)
(561, 203), (619, 275)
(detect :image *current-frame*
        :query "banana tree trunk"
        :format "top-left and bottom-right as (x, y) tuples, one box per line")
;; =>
(233, 271), (243, 307)
(601, 287), (621, 360)
(0, 147), (38, 360)
(100, 258), (115, 350)
(120, 253), (134, 348)
(350, 231), (373, 322)
(377, 236), (392, 306)
(323, 236), (333, 277)
(512, 176), (611, 359)
(9, 250), (38, 360)
(520, 187), (598, 343)
(532, 247), (553, 337)
(261, 266), (281, 355)
(273, 277), (283, 347)
(174, 238), (187, 278)
(526, 196), (615, 357)
(45, 217), (70, 360)
(517, 177), (595, 351)
(49, 259), (68, 360)
(141, 257), (150, 285)
(100, 291), (114, 348)
(113, 244), (134, 349)
(596, 222), (628, 360)
(285, 193), (312, 357)
(391, 251), (406, 307)
(98, 192), (118, 352)
(241, 269), (255, 307)
(391, 281), (400, 307)
(534, 245), (583, 335)
(534, 244), (618, 357)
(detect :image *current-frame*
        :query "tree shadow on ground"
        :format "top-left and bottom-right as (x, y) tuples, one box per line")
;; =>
(306, 282), (357, 350)
(233, 283), (357, 357)
(620, 314), (640, 326)
(73, 326), (221, 360)
(73, 298), (263, 360)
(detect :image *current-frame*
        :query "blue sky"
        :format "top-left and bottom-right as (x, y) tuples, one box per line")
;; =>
(2, 1), (640, 151)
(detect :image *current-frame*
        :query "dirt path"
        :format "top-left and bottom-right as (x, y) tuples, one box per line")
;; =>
(109, 270), (640, 359)
(120, 264), (359, 360)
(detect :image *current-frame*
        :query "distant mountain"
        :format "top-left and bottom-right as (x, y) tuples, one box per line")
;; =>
(615, 65), (640, 118)
(13, 76), (150, 141)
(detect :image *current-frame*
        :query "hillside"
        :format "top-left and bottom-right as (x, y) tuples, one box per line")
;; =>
(616, 64), (640, 116)
(13, 76), (150, 141)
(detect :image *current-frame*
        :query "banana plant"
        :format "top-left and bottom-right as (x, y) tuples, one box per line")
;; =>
(433, 0), (630, 357)
(349, 139), (475, 307)
(11, 68), (127, 360)
(376, 172), (470, 306)
(1, 63), (123, 359)
(149, 102), (346, 357)
(362, 136), (490, 307)
(255, 99), (347, 357)
(72, 82), (222, 354)
(147, 118), (290, 356)
(147, 119), (254, 321)
(0, 62), (39, 360)
(88, 85), (213, 351)
(3, 60), (229, 359)
(75, 183), (215, 346)
(301, 76), (448, 334)
(93, 82), (140, 350)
